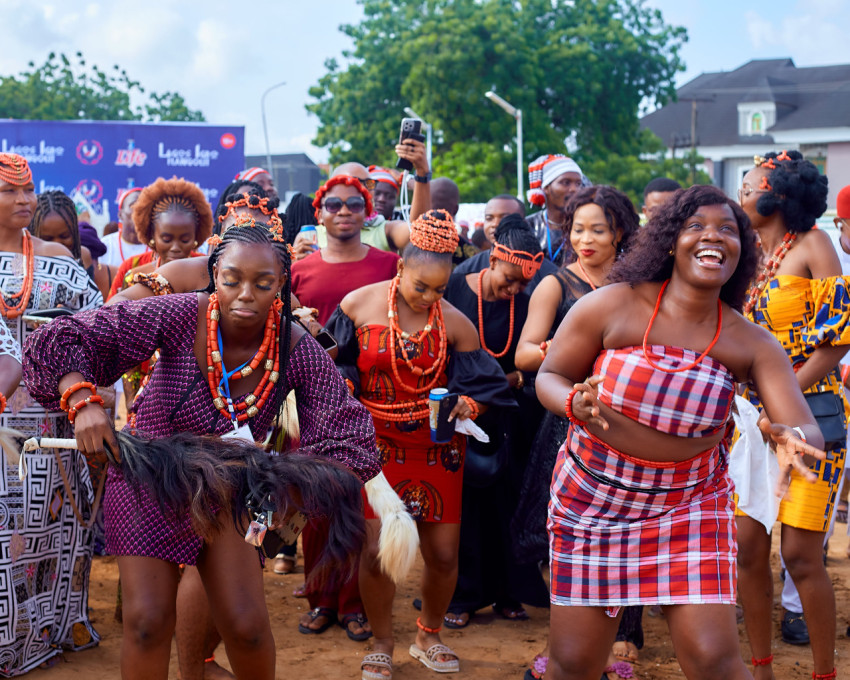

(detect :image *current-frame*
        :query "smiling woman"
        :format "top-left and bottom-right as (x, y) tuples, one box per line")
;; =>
(535, 185), (828, 680)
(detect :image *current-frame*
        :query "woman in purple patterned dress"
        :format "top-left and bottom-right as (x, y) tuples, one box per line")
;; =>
(24, 223), (380, 679)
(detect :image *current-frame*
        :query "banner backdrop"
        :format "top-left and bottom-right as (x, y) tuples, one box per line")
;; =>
(0, 120), (244, 224)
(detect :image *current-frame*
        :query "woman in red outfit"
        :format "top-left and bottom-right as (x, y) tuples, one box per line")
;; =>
(327, 209), (514, 679)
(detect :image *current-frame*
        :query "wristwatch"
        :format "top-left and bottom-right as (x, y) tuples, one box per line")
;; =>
(414, 171), (432, 183)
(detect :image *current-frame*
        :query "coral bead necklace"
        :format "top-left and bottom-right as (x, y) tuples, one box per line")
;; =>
(476, 269), (514, 359)
(743, 232), (797, 315)
(205, 293), (281, 423)
(0, 230), (34, 319)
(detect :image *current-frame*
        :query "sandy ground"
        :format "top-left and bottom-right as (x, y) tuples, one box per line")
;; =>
(19, 525), (850, 680)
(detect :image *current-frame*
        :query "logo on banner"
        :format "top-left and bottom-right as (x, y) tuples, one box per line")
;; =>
(1, 139), (64, 164)
(115, 140), (147, 167)
(158, 143), (220, 168)
(76, 140), (103, 165)
(74, 179), (103, 204)
(220, 133), (236, 149)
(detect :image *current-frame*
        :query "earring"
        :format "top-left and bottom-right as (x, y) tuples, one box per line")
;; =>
(149, 239), (155, 247)
(193, 240), (198, 247)
(668, 248), (675, 256)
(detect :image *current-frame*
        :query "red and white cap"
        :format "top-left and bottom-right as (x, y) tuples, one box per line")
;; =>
(234, 167), (269, 182)
(526, 155), (584, 207)
(368, 165), (400, 190)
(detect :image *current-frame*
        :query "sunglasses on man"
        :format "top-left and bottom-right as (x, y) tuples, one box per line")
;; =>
(322, 197), (367, 214)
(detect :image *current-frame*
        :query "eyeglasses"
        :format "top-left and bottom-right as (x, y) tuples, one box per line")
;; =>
(322, 196), (367, 214)
(738, 186), (767, 198)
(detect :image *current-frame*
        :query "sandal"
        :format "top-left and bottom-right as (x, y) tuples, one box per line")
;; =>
(292, 583), (307, 598)
(443, 611), (470, 629)
(494, 604), (530, 621)
(273, 554), (296, 574)
(298, 607), (336, 635)
(524, 655), (547, 679)
(612, 641), (638, 664)
(604, 661), (634, 679)
(361, 652), (393, 680)
(341, 612), (372, 642)
(409, 643), (460, 673)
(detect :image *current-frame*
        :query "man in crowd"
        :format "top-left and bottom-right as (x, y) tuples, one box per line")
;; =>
(641, 177), (682, 221)
(100, 188), (146, 268)
(525, 154), (588, 263)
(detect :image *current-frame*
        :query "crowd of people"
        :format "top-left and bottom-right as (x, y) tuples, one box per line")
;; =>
(0, 134), (848, 680)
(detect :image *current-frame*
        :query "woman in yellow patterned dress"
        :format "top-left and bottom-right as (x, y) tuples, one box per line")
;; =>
(737, 150), (846, 680)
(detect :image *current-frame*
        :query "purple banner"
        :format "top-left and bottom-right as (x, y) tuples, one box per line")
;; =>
(0, 120), (244, 222)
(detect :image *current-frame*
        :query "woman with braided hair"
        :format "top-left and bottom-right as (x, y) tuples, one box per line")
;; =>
(0, 153), (103, 674)
(736, 150), (846, 680)
(23, 221), (380, 679)
(107, 177), (213, 299)
(326, 209), (514, 679)
(440, 213), (543, 627)
(29, 188), (115, 298)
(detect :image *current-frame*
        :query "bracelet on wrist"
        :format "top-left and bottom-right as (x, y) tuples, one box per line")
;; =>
(0, 391), (6, 415)
(515, 370), (525, 389)
(792, 426), (807, 443)
(539, 340), (551, 360)
(564, 387), (586, 426)
(60, 381), (97, 412)
(67, 394), (105, 425)
(460, 395), (479, 420)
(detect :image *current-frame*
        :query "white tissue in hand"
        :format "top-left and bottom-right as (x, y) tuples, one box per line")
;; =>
(729, 395), (781, 534)
(455, 418), (489, 443)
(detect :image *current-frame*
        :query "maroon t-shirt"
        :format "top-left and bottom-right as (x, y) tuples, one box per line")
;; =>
(291, 246), (400, 324)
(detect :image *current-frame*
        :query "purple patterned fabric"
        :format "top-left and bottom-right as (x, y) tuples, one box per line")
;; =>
(23, 293), (380, 564)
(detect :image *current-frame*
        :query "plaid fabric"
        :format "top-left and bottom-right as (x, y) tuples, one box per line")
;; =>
(594, 346), (734, 438)
(548, 424), (736, 606)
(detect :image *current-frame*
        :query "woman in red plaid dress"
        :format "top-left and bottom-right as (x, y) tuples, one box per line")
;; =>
(536, 186), (828, 680)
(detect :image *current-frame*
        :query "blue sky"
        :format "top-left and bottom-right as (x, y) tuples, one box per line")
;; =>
(0, 0), (846, 162)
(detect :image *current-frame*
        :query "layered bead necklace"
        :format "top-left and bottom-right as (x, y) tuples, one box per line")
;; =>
(742, 232), (797, 316)
(361, 276), (448, 422)
(0, 230), (34, 319)
(576, 259), (599, 291)
(476, 269), (514, 358)
(205, 293), (281, 423)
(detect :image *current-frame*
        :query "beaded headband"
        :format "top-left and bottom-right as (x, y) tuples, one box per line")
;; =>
(0, 153), (32, 186)
(312, 175), (374, 221)
(409, 209), (459, 254)
(220, 192), (283, 228)
(491, 243), (544, 279)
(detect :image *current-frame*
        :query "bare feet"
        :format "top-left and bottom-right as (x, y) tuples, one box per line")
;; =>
(204, 658), (235, 680)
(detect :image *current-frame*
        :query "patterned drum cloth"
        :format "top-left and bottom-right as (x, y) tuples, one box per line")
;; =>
(548, 424), (736, 607)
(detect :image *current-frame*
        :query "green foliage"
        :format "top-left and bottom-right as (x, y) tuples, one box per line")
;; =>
(308, 0), (687, 198)
(580, 130), (712, 207)
(432, 142), (513, 202)
(0, 52), (205, 122)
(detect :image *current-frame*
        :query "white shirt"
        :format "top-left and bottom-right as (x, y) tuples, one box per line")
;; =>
(100, 231), (149, 268)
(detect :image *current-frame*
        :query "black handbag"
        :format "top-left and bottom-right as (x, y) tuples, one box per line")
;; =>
(804, 391), (846, 449)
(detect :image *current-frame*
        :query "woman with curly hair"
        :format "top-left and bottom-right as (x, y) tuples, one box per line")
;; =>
(513, 185), (640, 680)
(736, 151), (845, 680)
(107, 177), (213, 299)
(536, 185), (827, 680)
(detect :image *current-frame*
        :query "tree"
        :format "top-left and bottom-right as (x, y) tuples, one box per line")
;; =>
(307, 0), (688, 200)
(0, 52), (204, 122)
(580, 130), (712, 207)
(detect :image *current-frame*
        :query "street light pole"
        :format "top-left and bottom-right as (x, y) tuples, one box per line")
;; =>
(261, 80), (287, 177)
(485, 91), (523, 201)
(403, 106), (432, 169)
